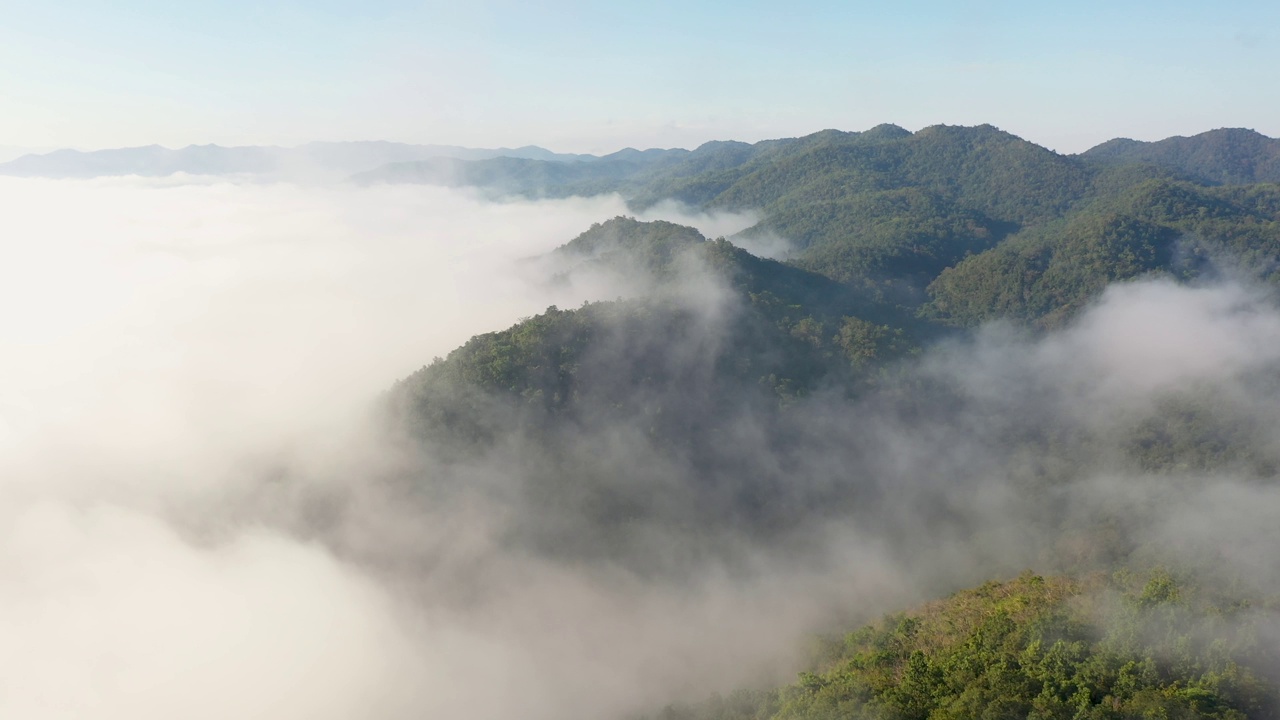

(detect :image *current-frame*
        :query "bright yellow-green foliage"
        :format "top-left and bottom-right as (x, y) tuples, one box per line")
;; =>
(660, 572), (1279, 720)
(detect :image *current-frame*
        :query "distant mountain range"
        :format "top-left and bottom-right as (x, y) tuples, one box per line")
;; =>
(8, 127), (1278, 187)
(353, 125), (1280, 195)
(0, 141), (599, 180)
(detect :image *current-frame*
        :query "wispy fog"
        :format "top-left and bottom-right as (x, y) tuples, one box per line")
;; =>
(0, 177), (761, 719)
(3, 176), (1280, 720)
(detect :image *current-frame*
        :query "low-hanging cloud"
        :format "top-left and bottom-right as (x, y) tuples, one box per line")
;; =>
(0, 176), (774, 720)
(4, 174), (1280, 720)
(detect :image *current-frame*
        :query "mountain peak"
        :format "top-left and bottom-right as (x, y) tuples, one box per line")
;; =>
(861, 123), (912, 140)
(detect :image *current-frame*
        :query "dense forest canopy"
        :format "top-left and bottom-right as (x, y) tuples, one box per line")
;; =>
(658, 571), (1280, 720)
(361, 124), (1280, 327)
(376, 124), (1280, 718)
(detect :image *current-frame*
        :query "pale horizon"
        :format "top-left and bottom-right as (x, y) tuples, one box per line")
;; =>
(4, 120), (1278, 163)
(3, 1), (1277, 156)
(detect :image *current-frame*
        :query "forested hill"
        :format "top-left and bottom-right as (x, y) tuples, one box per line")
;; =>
(381, 129), (1280, 718)
(355, 123), (1099, 223)
(386, 211), (1280, 573)
(360, 125), (1280, 328)
(377, 127), (1280, 576)
(657, 572), (1280, 720)
(389, 219), (919, 546)
(926, 180), (1280, 326)
(1079, 128), (1280, 186)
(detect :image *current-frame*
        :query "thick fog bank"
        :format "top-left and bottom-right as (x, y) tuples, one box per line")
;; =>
(3, 175), (1280, 720)
(0, 177), (764, 720)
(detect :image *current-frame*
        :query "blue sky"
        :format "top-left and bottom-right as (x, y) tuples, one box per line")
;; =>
(0, 0), (1276, 154)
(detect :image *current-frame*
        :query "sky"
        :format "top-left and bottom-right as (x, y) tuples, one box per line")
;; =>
(0, 0), (1277, 155)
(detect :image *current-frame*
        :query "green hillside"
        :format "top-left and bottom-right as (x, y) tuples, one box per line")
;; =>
(360, 124), (1280, 326)
(926, 180), (1280, 327)
(390, 220), (918, 461)
(1080, 129), (1280, 186)
(387, 217), (925, 565)
(379, 127), (1280, 717)
(387, 214), (1280, 572)
(657, 572), (1279, 720)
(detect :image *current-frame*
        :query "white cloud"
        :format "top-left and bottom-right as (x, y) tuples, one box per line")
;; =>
(0, 176), (776, 720)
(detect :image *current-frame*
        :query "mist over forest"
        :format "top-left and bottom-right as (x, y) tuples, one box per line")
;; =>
(6, 123), (1280, 720)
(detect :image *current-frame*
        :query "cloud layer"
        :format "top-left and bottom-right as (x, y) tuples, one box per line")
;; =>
(0, 177), (762, 720)
(3, 176), (1279, 719)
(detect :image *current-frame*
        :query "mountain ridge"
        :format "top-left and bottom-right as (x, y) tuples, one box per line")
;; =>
(0, 140), (603, 179)
(12, 125), (1277, 183)
(373, 135), (1280, 717)
(1078, 127), (1280, 185)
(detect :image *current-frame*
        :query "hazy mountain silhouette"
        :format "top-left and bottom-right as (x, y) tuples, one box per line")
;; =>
(0, 141), (600, 180)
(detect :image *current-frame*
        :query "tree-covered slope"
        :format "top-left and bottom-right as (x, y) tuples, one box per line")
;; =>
(926, 180), (1280, 327)
(349, 128), (1280, 326)
(746, 188), (1011, 301)
(382, 217), (959, 569)
(552, 216), (708, 272)
(698, 124), (1093, 222)
(374, 132), (1280, 718)
(358, 124), (1228, 321)
(1080, 129), (1280, 186)
(384, 212), (1280, 574)
(659, 571), (1280, 720)
(354, 124), (1099, 225)
(393, 219), (920, 450)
